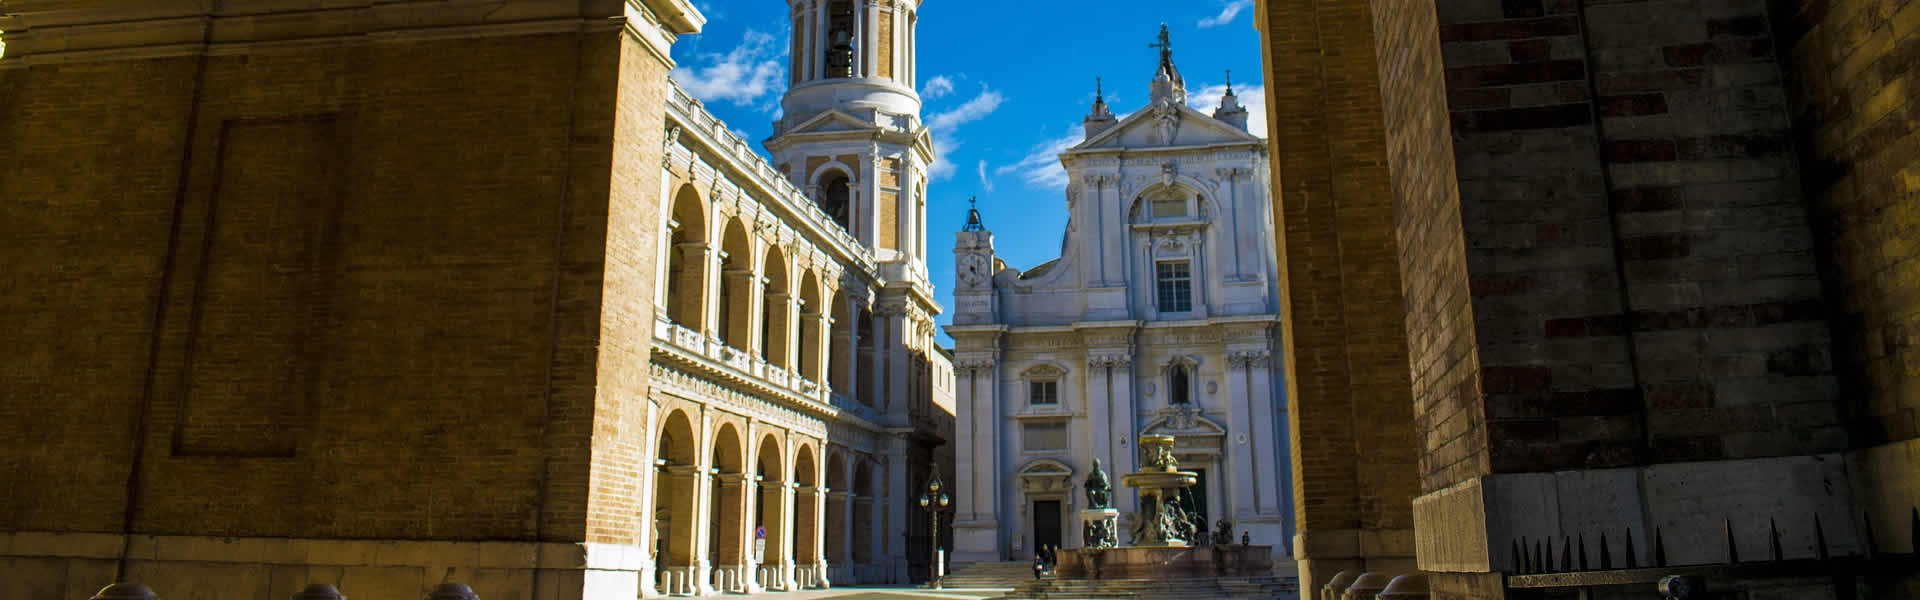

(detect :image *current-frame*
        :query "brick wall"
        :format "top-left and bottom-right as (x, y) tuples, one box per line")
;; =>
(1774, 0), (1920, 449)
(0, 30), (649, 543)
(1256, 0), (1421, 589)
(1370, 0), (1491, 497)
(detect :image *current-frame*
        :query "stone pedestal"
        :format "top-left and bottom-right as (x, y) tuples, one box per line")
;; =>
(1053, 545), (1274, 579)
(1079, 508), (1119, 549)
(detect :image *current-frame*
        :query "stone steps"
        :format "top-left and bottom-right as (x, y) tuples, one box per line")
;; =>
(996, 575), (1300, 600)
(940, 561), (1035, 589)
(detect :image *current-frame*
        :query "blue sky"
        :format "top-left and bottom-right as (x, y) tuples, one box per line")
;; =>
(672, 0), (1268, 345)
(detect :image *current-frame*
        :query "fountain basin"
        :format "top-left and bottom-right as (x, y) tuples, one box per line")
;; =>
(1118, 470), (1198, 489)
(1053, 544), (1275, 579)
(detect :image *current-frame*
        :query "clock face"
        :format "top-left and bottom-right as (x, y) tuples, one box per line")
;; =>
(959, 254), (988, 286)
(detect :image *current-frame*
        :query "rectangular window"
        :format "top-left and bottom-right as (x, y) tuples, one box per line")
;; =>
(1029, 380), (1059, 405)
(1022, 422), (1068, 451)
(1156, 261), (1193, 313)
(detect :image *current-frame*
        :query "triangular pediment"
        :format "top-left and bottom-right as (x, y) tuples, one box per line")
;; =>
(1069, 102), (1261, 152)
(782, 109), (880, 136)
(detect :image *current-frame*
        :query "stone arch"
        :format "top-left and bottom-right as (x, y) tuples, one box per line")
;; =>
(824, 448), (849, 571)
(798, 271), (824, 383)
(754, 433), (788, 568)
(718, 218), (754, 348)
(762, 246), (793, 368)
(666, 183), (708, 329)
(710, 422), (748, 569)
(851, 457), (875, 566)
(1163, 356), (1200, 406)
(654, 409), (700, 571)
(811, 164), (855, 234)
(1127, 180), (1220, 223)
(794, 443), (821, 566)
(829, 292), (852, 394)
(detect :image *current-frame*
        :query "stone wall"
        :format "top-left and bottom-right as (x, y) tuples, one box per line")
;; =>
(1773, 0), (1920, 561)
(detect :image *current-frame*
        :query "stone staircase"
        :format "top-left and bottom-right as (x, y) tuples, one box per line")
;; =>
(997, 575), (1301, 599)
(940, 561), (1035, 589)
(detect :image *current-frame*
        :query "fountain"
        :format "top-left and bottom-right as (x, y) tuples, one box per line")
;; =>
(1047, 435), (1276, 581)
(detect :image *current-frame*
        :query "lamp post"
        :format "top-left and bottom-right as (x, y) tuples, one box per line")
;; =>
(917, 472), (952, 589)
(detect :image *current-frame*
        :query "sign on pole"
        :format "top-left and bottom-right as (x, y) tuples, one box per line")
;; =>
(754, 538), (767, 563)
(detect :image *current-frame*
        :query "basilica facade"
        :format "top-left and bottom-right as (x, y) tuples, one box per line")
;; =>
(945, 29), (1294, 567)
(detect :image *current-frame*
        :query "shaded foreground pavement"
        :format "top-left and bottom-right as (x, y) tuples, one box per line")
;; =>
(741, 587), (1009, 599)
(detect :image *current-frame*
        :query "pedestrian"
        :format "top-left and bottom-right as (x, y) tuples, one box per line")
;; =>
(1032, 549), (1047, 580)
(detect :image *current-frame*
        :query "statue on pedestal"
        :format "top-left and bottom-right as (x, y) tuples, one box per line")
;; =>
(1084, 459), (1113, 509)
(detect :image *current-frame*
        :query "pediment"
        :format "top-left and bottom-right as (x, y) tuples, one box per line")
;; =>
(782, 109), (879, 135)
(1070, 102), (1261, 152)
(1141, 405), (1227, 437)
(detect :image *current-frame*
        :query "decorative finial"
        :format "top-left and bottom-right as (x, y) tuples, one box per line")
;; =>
(1225, 70), (1234, 95)
(1096, 77), (1104, 101)
(1149, 23), (1173, 64)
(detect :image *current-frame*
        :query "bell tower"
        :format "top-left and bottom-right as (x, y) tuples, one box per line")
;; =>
(768, 0), (933, 288)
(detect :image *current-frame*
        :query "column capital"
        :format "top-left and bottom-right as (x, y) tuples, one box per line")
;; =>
(1088, 353), (1133, 368)
(1226, 349), (1272, 368)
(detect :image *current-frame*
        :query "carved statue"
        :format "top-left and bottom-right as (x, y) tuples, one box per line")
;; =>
(1083, 518), (1117, 549)
(1213, 520), (1235, 546)
(1084, 458), (1113, 509)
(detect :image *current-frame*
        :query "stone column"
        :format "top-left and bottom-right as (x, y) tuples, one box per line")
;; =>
(1226, 351), (1261, 519)
(832, 325), (854, 396)
(883, 436), (911, 582)
(863, 0), (879, 78)
(1244, 349), (1287, 544)
(805, 311), (830, 388)
(781, 481), (800, 590)
(855, 495), (878, 582)
(1108, 355), (1138, 517)
(637, 404), (664, 598)
(811, 485), (831, 587)
(953, 357), (1002, 563)
(721, 269), (755, 352)
(817, 0), (833, 80)
(1085, 356), (1114, 485)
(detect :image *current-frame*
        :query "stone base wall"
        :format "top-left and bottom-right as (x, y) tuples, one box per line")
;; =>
(0, 532), (654, 600)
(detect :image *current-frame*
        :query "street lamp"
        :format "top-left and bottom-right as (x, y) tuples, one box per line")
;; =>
(917, 473), (952, 589)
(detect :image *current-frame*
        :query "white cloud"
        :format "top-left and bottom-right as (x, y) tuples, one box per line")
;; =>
(994, 128), (1086, 190)
(670, 30), (785, 107)
(977, 160), (994, 193)
(927, 87), (1005, 135)
(929, 141), (962, 180)
(924, 75), (957, 99)
(1198, 0), (1253, 28)
(1189, 82), (1269, 138)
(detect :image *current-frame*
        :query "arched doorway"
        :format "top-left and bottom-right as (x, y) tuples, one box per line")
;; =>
(794, 444), (822, 587)
(709, 423), (749, 592)
(652, 410), (700, 594)
(825, 450), (850, 582)
(754, 434), (789, 590)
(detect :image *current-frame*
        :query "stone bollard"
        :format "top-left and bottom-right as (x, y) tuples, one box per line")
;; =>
(91, 583), (158, 600)
(1376, 574), (1429, 599)
(1321, 570), (1361, 600)
(293, 584), (347, 600)
(1341, 572), (1393, 600)
(426, 583), (480, 600)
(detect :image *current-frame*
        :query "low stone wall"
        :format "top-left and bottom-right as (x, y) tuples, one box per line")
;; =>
(1053, 545), (1275, 579)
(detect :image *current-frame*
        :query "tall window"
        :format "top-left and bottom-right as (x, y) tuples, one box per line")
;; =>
(1169, 364), (1191, 405)
(1156, 261), (1193, 313)
(1022, 422), (1068, 452)
(822, 175), (852, 232)
(1029, 380), (1059, 406)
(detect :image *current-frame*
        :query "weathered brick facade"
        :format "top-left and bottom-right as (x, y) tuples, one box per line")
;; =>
(0, 2), (703, 598)
(1258, 0), (1919, 597)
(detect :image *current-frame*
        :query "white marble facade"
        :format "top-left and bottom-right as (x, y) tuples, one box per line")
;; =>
(944, 30), (1294, 564)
